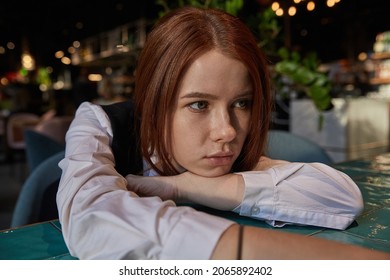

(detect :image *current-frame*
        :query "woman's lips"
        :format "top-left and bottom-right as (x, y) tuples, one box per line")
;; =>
(205, 152), (235, 166)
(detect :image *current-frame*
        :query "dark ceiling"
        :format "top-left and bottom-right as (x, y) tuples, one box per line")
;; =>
(0, 0), (159, 71)
(0, 1), (158, 41)
(1, 0), (389, 75)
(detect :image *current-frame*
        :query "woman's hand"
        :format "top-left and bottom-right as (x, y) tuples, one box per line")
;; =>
(125, 172), (245, 210)
(126, 174), (181, 202)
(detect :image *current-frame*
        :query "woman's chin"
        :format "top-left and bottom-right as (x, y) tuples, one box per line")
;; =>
(190, 166), (232, 178)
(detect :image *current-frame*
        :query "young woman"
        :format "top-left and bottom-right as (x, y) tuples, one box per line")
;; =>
(57, 7), (389, 259)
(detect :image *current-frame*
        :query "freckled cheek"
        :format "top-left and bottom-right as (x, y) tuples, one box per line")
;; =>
(172, 118), (206, 151)
(180, 122), (206, 145)
(171, 121), (205, 170)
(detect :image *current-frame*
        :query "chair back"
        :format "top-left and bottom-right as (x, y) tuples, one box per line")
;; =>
(11, 151), (64, 228)
(266, 130), (333, 164)
(24, 129), (65, 172)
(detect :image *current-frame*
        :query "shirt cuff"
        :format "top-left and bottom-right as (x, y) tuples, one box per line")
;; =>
(232, 171), (276, 220)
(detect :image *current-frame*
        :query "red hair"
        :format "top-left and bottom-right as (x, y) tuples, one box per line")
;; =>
(133, 6), (272, 175)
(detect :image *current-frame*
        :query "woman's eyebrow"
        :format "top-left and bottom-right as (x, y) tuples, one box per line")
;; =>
(180, 92), (218, 100)
(181, 90), (253, 100)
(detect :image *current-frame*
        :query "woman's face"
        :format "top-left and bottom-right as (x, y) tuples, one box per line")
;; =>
(170, 50), (253, 177)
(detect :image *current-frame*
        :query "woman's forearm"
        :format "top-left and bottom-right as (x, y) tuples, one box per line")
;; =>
(126, 172), (245, 210)
(175, 172), (245, 210)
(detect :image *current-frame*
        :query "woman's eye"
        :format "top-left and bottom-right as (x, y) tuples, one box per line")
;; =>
(188, 101), (208, 111)
(234, 99), (251, 109)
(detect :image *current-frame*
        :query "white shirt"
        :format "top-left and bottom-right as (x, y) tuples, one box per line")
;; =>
(57, 102), (363, 259)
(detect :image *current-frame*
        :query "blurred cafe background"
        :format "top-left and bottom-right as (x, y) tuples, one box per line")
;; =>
(0, 0), (389, 229)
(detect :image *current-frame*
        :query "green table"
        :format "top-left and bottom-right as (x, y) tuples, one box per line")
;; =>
(1, 154), (390, 259)
(0, 220), (76, 260)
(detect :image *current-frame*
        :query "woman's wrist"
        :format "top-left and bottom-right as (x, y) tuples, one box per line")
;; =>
(176, 172), (245, 210)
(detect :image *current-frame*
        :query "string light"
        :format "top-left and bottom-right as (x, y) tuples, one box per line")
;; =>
(288, 6), (297, 16)
(307, 1), (315, 11)
(271, 0), (342, 17)
(21, 52), (35, 71)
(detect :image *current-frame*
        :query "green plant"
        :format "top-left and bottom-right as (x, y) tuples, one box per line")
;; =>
(274, 47), (332, 130)
(253, 7), (282, 58)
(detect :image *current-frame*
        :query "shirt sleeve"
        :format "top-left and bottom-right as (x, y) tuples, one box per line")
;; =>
(233, 163), (364, 230)
(56, 101), (234, 260)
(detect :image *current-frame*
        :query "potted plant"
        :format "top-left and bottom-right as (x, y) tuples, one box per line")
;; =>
(273, 48), (333, 130)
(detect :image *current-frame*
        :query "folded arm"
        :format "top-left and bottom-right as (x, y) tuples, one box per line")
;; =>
(127, 157), (364, 230)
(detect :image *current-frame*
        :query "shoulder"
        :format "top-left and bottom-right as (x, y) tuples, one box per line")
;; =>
(70, 101), (112, 136)
(76, 101), (106, 119)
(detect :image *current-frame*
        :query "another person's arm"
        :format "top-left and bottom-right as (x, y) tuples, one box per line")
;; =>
(211, 224), (390, 259)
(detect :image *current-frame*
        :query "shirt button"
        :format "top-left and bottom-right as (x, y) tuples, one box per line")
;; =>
(251, 206), (260, 215)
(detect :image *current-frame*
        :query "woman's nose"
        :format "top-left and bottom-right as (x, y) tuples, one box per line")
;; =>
(209, 111), (237, 143)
